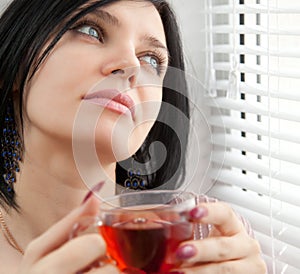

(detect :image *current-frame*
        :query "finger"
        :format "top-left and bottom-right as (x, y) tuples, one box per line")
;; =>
(33, 233), (107, 274)
(175, 233), (261, 265)
(170, 256), (267, 274)
(191, 202), (243, 236)
(23, 196), (100, 264)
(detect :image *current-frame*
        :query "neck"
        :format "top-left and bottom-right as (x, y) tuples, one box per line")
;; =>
(7, 141), (116, 251)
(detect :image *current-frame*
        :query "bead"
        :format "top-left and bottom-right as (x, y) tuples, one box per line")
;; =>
(124, 179), (131, 188)
(132, 178), (139, 188)
(128, 170), (134, 177)
(1, 100), (21, 192)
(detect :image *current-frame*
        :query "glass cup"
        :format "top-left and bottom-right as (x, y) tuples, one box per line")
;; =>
(73, 190), (197, 274)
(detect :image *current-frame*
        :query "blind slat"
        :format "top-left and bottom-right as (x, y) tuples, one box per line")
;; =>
(207, 184), (300, 232)
(210, 81), (300, 101)
(207, 98), (300, 123)
(239, 83), (300, 101)
(213, 62), (300, 79)
(203, 5), (300, 15)
(212, 134), (300, 165)
(210, 25), (300, 36)
(212, 133), (300, 166)
(210, 168), (300, 206)
(212, 151), (300, 187)
(205, 45), (300, 58)
(209, 116), (300, 144)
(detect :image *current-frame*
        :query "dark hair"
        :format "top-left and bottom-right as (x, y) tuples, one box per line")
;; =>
(0, 0), (190, 209)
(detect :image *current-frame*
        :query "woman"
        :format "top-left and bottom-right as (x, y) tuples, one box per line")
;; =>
(0, 0), (266, 273)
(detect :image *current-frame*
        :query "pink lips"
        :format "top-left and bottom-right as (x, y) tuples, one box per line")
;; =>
(83, 89), (135, 119)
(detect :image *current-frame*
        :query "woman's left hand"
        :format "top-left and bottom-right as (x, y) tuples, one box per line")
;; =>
(169, 202), (267, 274)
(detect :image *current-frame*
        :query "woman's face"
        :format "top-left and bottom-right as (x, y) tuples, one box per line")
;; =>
(24, 1), (168, 165)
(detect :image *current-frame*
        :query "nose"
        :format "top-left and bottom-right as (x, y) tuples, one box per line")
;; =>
(111, 66), (139, 87)
(101, 47), (140, 88)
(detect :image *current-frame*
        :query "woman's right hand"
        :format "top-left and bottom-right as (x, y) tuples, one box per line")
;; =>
(17, 196), (119, 274)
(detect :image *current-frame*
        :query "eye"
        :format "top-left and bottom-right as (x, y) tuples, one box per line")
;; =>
(139, 52), (168, 76)
(73, 21), (105, 42)
(77, 25), (100, 39)
(139, 55), (160, 70)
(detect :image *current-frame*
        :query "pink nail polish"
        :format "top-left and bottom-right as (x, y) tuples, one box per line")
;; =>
(176, 244), (197, 260)
(81, 181), (105, 204)
(189, 206), (208, 220)
(167, 272), (184, 274)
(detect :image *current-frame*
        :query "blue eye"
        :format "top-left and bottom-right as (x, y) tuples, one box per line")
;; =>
(140, 55), (159, 70)
(77, 25), (101, 40)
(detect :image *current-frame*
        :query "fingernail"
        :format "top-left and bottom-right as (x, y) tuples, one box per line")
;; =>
(167, 272), (184, 274)
(81, 181), (105, 204)
(176, 244), (197, 260)
(189, 206), (208, 220)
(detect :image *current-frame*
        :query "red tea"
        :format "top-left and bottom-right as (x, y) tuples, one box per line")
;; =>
(99, 215), (193, 274)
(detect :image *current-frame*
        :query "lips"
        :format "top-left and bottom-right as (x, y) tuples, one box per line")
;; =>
(83, 89), (135, 119)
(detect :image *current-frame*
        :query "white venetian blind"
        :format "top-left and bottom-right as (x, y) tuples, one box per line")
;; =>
(202, 0), (300, 273)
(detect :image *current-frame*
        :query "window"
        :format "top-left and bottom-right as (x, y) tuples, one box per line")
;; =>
(202, 0), (300, 273)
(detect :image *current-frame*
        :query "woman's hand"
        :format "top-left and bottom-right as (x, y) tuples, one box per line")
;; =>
(18, 196), (119, 274)
(170, 202), (267, 274)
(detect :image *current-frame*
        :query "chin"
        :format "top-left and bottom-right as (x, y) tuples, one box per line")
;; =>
(111, 140), (142, 162)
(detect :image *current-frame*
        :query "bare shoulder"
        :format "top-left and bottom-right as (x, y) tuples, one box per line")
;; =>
(0, 234), (21, 274)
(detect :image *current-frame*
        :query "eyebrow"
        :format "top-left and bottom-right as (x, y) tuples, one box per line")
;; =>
(140, 35), (170, 59)
(92, 9), (120, 27)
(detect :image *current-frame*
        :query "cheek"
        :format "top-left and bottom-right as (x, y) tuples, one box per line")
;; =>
(137, 86), (162, 124)
(24, 65), (76, 139)
(127, 86), (162, 155)
(23, 43), (99, 139)
(127, 120), (155, 155)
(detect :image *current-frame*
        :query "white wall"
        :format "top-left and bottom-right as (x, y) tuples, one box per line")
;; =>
(168, 0), (206, 80)
(168, 0), (213, 193)
(0, 0), (10, 13)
